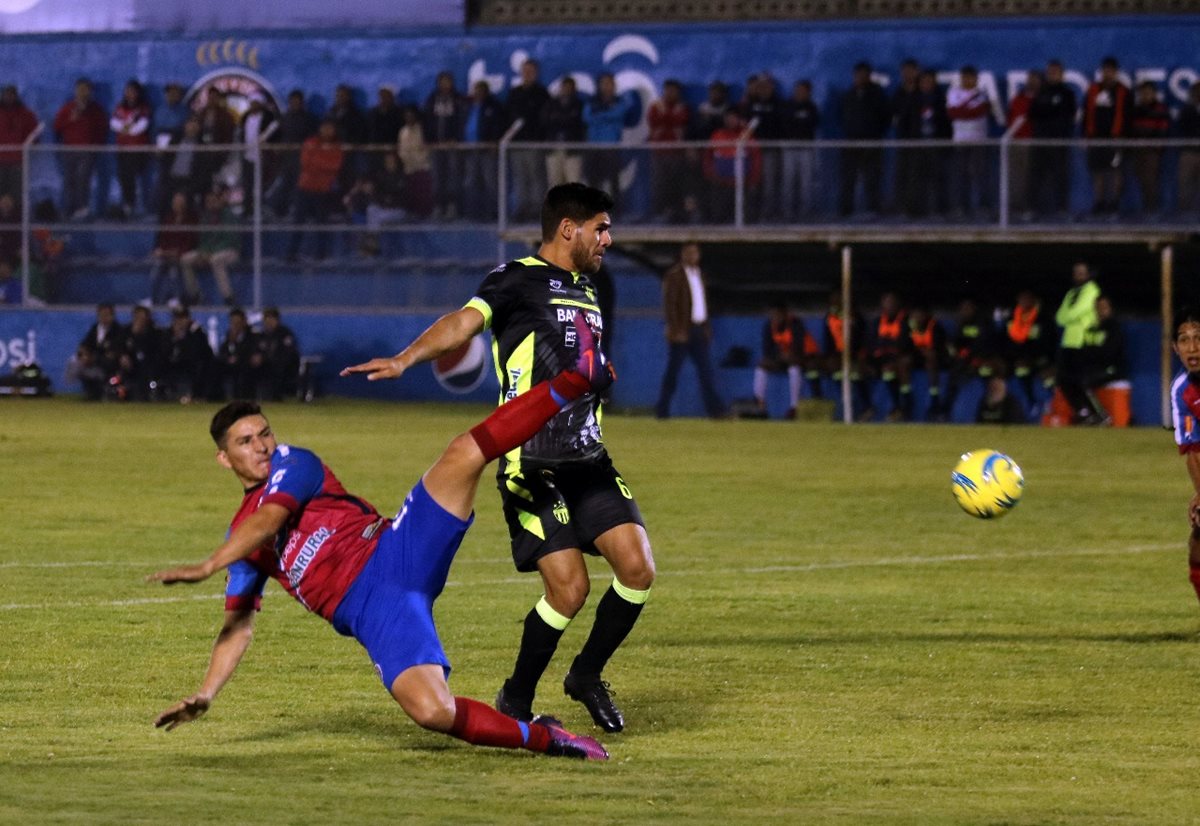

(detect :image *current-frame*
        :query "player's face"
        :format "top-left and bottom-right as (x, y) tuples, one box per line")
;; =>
(1175, 323), (1200, 375)
(217, 415), (277, 486)
(570, 213), (612, 274)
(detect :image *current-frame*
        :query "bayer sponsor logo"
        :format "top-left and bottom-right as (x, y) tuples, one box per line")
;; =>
(433, 336), (488, 394)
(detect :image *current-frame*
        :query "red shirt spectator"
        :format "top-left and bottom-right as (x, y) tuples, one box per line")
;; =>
(298, 126), (344, 194)
(647, 81), (690, 143)
(156, 194), (199, 258)
(111, 101), (152, 147)
(1006, 78), (1038, 140)
(704, 113), (761, 188)
(0, 85), (38, 166)
(53, 80), (108, 146)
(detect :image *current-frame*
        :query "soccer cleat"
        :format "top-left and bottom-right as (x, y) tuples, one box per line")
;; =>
(533, 715), (609, 761)
(495, 680), (533, 722)
(563, 672), (624, 733)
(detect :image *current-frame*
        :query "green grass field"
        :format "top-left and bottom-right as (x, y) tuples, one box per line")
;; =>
(3, 399), (1199, 824)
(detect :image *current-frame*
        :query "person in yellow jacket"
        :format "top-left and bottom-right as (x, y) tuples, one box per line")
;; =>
(1055, 261), (1107, 424)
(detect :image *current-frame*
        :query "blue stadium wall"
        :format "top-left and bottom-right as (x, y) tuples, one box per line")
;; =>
(0, 307), (1166, 426)
(2, 16), (1199, 141)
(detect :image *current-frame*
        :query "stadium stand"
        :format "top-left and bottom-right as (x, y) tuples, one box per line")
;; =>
(475, 0), (1199, 24)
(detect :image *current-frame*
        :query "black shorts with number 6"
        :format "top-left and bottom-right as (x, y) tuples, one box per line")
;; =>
(497, 453), (644, 572)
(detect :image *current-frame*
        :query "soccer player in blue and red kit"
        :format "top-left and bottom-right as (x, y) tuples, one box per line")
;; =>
(148, 318), (613, 760)
(1171, 308), (1200, 607)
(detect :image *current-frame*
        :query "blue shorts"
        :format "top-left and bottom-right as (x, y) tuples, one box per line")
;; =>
(331, 480), (473, 690)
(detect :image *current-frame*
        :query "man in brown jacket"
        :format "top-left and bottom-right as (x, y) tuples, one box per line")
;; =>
(655, 242), (726, 418)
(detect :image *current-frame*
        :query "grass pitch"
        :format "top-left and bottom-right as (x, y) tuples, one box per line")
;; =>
(2, 399), (1198, 824)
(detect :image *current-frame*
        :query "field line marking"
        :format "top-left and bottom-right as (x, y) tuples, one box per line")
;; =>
(0, 557), (513, 571)
(0, 593), (221, 611)
(0, 542), (1178, 612)
(730, 542), (1178, 575)
(0, 560), (150, 570)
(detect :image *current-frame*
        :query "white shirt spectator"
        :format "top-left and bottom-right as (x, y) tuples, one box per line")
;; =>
(684, 265), (707, 324)
(947, 86), (990, 141)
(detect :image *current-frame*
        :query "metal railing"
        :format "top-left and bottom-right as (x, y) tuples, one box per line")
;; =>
(1, 134), (1197, 307)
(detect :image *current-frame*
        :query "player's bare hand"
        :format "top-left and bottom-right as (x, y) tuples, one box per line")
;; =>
(340, 357), (405, 382)
(154, 694), (211, 731)
(1189, 493), (1200, 529)
(147, 562), (212, 585)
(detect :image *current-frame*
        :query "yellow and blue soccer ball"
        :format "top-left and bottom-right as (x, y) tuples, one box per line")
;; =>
(951, 449), (1024, 519)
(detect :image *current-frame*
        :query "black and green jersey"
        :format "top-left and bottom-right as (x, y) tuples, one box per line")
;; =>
(466, 255), (606, 472)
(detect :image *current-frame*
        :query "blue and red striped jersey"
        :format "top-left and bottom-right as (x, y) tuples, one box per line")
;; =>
(1171, 372), (1200, 454)
(224, 444), (384, 620)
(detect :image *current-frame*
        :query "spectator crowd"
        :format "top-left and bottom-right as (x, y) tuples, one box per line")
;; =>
(68, 302), (301, 403)
(0, 51), (1196, 245)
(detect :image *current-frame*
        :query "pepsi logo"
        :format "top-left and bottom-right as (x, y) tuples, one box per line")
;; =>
(433, 335), (489, 394)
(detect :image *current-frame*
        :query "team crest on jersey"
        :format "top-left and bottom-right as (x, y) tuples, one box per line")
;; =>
(433, 335), (489, 395)
(553, 501), (570, 524)
(549, 279), (565, 293)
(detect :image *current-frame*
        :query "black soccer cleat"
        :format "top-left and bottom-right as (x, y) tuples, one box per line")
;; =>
(533, 714), (609, 761)
(495, 680), (533, 722)
(563, 672), (625, 733)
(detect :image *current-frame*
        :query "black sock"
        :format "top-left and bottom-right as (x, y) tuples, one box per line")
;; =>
(570, 585), (645, 678)
(507, 607), (566, 699)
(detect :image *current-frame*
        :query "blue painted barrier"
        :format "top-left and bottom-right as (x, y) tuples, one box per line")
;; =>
(0, 307), (1165, 426)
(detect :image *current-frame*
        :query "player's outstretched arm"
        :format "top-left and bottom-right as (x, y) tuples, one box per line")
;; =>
(147, 504), (290, 585)
(154, 607), (256, 731)
(340, 307), (485, 382)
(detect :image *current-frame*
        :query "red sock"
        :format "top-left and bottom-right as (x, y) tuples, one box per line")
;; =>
(1189, 568), (1200, 604)
(449, 697), (551, 752)
(469, 371), (591, 462)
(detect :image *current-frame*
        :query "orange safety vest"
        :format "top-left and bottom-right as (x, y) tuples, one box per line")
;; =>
(909, 318), (935, 350)
(1007, 304), (1039, 344)
(771, 322), (794, 356)
(802, 329), (820, 356)
(826, 313), (845, 352)
(877, 312), (905, 342)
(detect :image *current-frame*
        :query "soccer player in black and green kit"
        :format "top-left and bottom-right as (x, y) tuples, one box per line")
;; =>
(342, 183), (654, 733)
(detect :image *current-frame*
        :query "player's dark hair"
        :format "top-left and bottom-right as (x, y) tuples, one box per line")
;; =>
(263, 306), (280, 320)
(210, 400), (263, 448)
(1174, 306), (1200, 336)
(540, 183), (614, 243)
